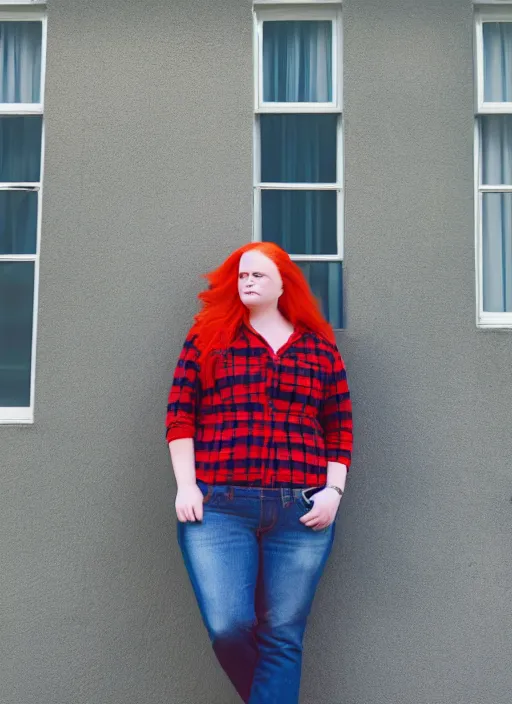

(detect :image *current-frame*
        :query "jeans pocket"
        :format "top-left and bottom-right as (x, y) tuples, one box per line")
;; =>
(197, 479), (213, 504)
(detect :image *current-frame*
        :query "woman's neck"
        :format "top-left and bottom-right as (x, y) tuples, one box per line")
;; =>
(248, 306), (293, 335)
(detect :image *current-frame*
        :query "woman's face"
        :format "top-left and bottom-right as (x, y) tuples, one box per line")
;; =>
(238, 251), (283, 310)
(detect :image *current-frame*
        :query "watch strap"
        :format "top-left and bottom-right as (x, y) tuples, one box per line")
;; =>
(326, 484), (344, 497)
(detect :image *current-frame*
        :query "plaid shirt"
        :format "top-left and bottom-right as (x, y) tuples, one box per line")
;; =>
(166, 323), (353, 487)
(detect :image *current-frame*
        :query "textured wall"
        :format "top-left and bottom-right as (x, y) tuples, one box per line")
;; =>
(1, 1), (511, 703)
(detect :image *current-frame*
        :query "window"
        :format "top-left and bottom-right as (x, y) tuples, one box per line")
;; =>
(253, 3), (344, 328)
(475, 7), (512, 328)
(0, 8), (46, 423)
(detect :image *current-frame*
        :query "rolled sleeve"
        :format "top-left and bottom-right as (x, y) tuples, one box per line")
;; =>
(165, 334), (201, 443)
(319, 346), (353, 469)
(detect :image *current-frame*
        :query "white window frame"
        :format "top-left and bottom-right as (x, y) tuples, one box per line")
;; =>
(0, 7), (47, 423)
(252, 4), (344, 324)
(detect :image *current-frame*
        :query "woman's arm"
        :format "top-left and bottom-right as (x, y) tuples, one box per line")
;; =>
(166, 334), (204, 522)
(326, 461), (348, 494)
(319, 346), (353, 470)
(300, 345), (353, 531)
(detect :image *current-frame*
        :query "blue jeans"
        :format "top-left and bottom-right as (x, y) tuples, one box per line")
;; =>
(177, 481), (337, 704)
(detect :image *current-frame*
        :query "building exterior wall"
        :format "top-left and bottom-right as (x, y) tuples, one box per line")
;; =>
(1, 1), (511, 703)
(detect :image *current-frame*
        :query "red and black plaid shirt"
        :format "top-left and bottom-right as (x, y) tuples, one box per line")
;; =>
(166, 323), (353, 487)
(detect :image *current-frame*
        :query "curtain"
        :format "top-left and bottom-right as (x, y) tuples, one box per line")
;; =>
(260, 113), (337, 255)
(0, 115), (42, 182)
(0, 261), (34, 406)
(482, 23), (512, 311)
(481, 115), (512, 313)
(0, 191), (38, 254)
(296, 261), (343, 329)
(263, 21), (332, 102)
(483, 22), (512, 103)
(0, 22), (42, 103)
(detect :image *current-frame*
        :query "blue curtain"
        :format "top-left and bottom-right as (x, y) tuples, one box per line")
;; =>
(481, 117), (512, 313)
(0, 22), (42, 103)
(261, 114), (336, 183)
(296, 261), (343, 329)
(0, 261), (34, 406)
(0, 191), (38, 254)
(483, 23), (512, 102)
(262, 190), (337, 255)
(260, 113), (338, 255)
(0, 116), (42, 182)
(263, 21), (332, 102)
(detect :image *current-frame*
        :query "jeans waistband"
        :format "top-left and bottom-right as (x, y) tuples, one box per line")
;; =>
(196, 479), (322, 503)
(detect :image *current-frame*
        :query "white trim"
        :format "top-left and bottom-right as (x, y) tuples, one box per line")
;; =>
(476, 7), (512, 19)
(478, 313), (512, 327)
(289, 254), (342, 261)
(474, 12), (484, 112)
(0, 408), (34, 423)
(474, 121), (483, 326)
(0, 8), (45, 19)
(0, 104), (43, 114)
(337, 3), (343, 109)
(40, 14), (47, 109)
(254, 1), (341, 5)
(477, 102), (512, 113)
(474, 9), (512, 112)
(256, 104), (341, 113)
(0, 254), (37, 261)
(474, 118), (512, 328)
(0, 7), (45, 421)
(0, 183), (40, 189)
(255, 5), (341, 110)
(480, 184), (512, 190)
(259, 182), (341, 190)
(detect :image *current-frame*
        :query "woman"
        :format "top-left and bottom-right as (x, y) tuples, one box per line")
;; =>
(166, 242), (353, 704)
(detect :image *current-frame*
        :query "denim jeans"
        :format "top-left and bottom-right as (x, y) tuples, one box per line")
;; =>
(177, 481), (337, 704)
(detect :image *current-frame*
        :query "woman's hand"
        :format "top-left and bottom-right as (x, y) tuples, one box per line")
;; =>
(176, 484), (204, 522)
(299, 487), (341, 531)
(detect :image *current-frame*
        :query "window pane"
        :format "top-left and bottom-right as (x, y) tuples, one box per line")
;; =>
(262, 189), (337, 255)
(0, 22), (42, 103)
(0, 116), (42, 182)
(0, 261), (34, 407)
(261, 114), (337, 183)
(0, 191), (38, 254)
(263, 21), (332, 102)
(483, 23), (512, 102)
(481, 115), (512, 185)
(296, 261), (343, 328)
(482, 193), (512, 313)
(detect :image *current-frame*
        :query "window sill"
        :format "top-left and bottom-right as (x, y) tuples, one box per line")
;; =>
(0, 410), (34, 424)
(477, 313), (512, 330)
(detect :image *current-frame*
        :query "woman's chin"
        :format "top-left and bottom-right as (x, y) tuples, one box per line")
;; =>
(241, 295), (261, 307)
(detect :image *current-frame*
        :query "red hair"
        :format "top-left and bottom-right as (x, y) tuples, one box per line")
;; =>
(190, 242), (336, 385)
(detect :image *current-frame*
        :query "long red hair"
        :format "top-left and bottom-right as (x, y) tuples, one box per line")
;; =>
(190, 242), (336, 385)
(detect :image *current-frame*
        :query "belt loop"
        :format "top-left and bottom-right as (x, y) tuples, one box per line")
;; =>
(228, 486), (234, 501)
(281, 486), (292, 507)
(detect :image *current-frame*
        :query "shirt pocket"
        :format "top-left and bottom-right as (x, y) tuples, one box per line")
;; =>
(278, 355), (325, 408)
(217, 350), (266, 405)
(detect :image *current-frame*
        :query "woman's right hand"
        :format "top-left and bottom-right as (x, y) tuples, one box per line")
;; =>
(176, 484), (204, 522)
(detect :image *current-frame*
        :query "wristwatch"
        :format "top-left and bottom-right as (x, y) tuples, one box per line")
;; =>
(326, 484), (344, 497)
